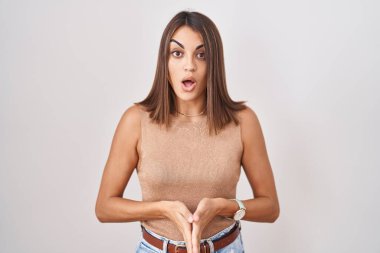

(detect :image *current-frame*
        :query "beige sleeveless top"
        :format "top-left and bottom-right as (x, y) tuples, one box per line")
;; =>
(136, 106), (243, 240)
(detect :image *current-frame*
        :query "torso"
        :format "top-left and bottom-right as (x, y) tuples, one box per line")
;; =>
(134, 105), (244, 240)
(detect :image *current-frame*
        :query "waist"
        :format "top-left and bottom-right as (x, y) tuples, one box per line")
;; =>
(140, 220), (241, 253)
(141, 217), (236, 241)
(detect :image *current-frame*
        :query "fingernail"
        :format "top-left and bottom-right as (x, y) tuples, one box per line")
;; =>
(188, 216), (193, 222)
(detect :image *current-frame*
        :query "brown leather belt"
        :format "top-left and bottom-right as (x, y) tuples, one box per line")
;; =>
(141, 222), (241, 253)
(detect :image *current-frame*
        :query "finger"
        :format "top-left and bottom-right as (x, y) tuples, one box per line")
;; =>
(193, 204), (205, 222)
(175, 202), (195, 252)
(180, 207), (194, 223)
(183, 221), (193, 253)
(178, 205), (194, 252)
(192, 223), (201, 253)
(192, 212), (200, 222)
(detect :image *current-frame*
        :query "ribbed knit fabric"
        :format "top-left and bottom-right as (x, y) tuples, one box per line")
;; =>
(136, 105), (243, 240)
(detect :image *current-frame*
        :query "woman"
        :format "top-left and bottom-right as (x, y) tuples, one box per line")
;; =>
(95, 10), (280, 253)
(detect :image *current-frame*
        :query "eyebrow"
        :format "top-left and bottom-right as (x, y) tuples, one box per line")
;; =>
(169, 39), (204, 50)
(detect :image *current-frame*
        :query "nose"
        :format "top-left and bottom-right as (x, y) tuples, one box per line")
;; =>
(184, 55), (196, 72)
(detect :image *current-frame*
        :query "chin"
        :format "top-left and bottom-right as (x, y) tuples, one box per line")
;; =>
(175, 94), (197, 101)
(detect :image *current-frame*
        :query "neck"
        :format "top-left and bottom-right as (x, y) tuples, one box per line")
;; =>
(176, 107), (206, 117)
(175, 99), (206, 117)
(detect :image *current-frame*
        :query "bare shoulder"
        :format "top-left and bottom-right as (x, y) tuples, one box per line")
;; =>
(120, 104), (143, 127)
(114, 104), (144, 144)
(236, 105), (263, 145)
(236, 105), (260, 129)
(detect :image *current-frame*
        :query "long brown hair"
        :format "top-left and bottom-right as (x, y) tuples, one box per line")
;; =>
(135, 10), (247, 136)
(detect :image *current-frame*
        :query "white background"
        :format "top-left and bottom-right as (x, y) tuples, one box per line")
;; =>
(1, 0), (379, 252)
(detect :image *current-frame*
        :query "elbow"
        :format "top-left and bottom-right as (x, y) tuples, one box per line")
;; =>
(269, 204), (280, 223)
(95, 201), (107, 223)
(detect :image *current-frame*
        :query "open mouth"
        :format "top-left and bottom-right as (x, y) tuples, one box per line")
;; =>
(182, 80), (195, 87)
(181, 79), (197, 91)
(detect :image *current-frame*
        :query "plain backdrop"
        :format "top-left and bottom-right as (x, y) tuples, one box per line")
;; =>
(1, 0), (379, 252)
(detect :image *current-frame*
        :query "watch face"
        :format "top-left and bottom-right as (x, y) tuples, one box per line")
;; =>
(234, 209), (246, 220)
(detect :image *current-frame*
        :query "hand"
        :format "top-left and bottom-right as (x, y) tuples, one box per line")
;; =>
(162, 200), (195, 253)
(189, 198), (221, 253)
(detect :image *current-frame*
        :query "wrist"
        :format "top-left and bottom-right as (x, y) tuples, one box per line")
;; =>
(215, 198), (239, 218)
(159, 200), (171, 218)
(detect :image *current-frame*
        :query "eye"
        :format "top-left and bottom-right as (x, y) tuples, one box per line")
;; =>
(197, 52), (206, 60)
(171, 50), (183, 58)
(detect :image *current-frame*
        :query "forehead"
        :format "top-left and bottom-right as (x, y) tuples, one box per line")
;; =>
(170, 26), (204, 47)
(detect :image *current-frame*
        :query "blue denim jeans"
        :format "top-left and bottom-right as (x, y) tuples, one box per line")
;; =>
(135, 220), (245, 253)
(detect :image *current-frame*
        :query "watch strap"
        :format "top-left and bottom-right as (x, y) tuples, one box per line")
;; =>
(229, 198), (246, 211)
(235, 199), (246, 210)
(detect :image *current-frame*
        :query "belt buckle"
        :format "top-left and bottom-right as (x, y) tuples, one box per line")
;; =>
(173, 243), (208, 253)
(174, 244), (186, 253)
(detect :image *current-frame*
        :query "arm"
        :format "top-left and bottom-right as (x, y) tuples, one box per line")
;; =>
(95, 104), (167, 222)
(217, 107), (280, 223)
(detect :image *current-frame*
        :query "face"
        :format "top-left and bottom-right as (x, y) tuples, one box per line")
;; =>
(168, 25), (207, 104)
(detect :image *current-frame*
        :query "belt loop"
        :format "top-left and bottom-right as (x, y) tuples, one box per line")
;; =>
(206, 239), (214, 253)
(162, 238), (168, 253)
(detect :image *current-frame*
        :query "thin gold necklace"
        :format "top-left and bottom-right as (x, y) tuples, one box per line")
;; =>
(176, 107), (206, 117)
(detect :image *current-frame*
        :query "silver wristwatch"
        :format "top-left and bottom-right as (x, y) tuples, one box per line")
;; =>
(230, 199), (246, 221)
